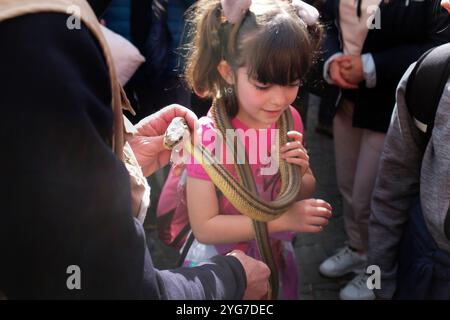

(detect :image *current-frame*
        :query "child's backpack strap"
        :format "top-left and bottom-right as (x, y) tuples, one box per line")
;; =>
(405, 43), (450, 143)
(405, 43), (450, 241)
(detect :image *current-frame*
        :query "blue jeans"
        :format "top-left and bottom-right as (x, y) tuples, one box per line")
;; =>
(396, 198), (450, 299)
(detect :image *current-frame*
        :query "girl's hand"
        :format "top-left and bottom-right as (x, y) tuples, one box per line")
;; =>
(277, 199), (332, 233)
(280, 131), (309, 177)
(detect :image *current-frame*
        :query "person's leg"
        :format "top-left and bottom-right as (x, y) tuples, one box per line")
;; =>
(339, 129), (385, 300)
(351, 129), (386, 253)
(333, 100), (364, 252)
(319, 100), (367, 278)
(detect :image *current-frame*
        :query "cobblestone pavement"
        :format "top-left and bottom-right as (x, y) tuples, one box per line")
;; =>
(145, 95), (353, 299)
(294, 95), (351, 300)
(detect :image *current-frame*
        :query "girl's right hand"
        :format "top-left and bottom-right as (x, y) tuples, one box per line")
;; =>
(277, 199), (332, 233)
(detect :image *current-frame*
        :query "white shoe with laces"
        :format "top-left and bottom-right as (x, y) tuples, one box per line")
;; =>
(339, 273), (376, 300)
(319, 245), (367, 278)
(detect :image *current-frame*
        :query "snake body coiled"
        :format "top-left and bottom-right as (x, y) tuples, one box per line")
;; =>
(170, 100), (301, 299)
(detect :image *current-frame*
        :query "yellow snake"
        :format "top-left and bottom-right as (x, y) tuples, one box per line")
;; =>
(167, 100), (301, 299)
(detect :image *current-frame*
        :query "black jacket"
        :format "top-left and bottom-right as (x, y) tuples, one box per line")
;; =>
(323, 0), (450, 133)
(0, 12), (245, 299)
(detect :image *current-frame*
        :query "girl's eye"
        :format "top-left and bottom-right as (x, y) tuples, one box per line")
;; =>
(255, 85), (270, 90)
(254, 82), (270, 90)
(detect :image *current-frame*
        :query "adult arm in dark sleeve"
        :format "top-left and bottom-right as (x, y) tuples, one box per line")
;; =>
(368, 65), (426, 299)
(372, 2), (450, 88)
(0, 13), (245, 300)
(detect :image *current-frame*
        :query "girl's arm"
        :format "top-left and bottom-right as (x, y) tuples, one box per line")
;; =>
(187, 176), (271, 244)
(297, 168), (316, 200)
(187, 176), (331, 244)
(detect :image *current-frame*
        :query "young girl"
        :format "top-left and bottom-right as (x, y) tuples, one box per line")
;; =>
(157, 0), (332, 299)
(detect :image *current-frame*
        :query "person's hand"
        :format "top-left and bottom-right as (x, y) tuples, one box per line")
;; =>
(128, 104), (198, 177)
(278, 199), (332, 233)
(280, 131), (309, 177)
(227, 250), (271, 300)
(442, 0), (450, 13)
(338, 55), (364, 86)
(329, 59), (358, 89)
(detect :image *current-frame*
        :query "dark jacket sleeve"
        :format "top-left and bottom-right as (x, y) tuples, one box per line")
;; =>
(0, 13), (245, 300)
(372, 2), (450, 88)
(322, 0), (341, 62)
(152, 255), (246, 300)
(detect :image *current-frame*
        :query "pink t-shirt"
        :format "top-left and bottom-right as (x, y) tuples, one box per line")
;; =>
(187, 106), (304, 222)
(157, 106), (304, 299)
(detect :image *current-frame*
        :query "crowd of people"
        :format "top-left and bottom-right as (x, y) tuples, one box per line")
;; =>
(1, 0), (450, 300)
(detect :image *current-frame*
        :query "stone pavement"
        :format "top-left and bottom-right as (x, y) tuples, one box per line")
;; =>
(145, 94), (353, 299)
(294, 95), (352, 300)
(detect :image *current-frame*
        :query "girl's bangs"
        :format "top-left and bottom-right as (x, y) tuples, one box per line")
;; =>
(241, 16), (310, 85)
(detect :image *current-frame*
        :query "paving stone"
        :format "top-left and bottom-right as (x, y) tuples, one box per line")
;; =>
(313, 289), (341, 300)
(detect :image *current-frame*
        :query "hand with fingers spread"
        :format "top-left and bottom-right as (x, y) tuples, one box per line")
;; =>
(277, 199), (333, 233)
(280, 131), (309, 177)
(128, 104), (199, 177)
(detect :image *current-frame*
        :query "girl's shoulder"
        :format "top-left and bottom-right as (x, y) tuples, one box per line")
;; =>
(199, 113), (216, 130)
(198, 114), (219, 143)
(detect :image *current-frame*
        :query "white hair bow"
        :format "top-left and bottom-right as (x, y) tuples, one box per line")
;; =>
(220, 0), (319, 26)
(291, 0), (320, 26)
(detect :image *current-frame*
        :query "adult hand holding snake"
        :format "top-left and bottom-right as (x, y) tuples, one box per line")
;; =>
(128, 104), (199, 177)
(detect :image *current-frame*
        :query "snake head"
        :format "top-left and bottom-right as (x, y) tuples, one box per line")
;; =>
(163, 117), (189, 150)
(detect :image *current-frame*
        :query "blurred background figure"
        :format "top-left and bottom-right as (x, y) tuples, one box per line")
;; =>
(102, 0), (195, 119)
(301, 0), (336, 139)
(318, 0), (450, 300)
(102, 0), (196, 229)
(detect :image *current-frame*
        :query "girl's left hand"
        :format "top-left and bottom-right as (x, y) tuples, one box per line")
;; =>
(280, 131), (309, 177)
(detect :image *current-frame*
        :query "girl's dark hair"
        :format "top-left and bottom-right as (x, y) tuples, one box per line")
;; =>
(184, 0), (323, 117)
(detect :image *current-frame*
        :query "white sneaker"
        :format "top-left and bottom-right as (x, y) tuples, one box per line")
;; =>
(319, 246), (367, 278)
(339, 273), (376, 300)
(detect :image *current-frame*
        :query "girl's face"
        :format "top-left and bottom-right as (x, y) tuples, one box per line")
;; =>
(234, 67), (300, 129)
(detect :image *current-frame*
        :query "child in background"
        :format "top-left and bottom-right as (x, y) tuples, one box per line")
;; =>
(158, 0), (332, 299)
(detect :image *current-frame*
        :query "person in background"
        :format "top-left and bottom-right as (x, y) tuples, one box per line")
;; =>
(369, 0), (450, 301)
(0, 0), (270, 299)
(318, 0), (450, 300)
(103, 0), (197, 231)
